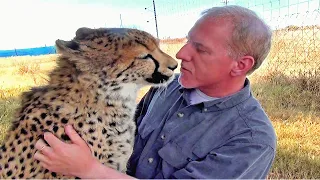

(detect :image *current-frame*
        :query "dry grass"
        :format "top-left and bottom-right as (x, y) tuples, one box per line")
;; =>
(1, 27), (320, 178)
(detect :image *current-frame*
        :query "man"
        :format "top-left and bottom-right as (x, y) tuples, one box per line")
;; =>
(34, 5), (277, 179)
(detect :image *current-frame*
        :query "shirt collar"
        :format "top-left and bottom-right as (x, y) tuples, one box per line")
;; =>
(179, 78), (252, 111)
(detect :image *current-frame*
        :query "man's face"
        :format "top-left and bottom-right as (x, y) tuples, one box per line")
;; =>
(176, 17), (236, 90)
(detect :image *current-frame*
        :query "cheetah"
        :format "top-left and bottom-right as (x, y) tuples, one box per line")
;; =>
(0, 27), (178, 179)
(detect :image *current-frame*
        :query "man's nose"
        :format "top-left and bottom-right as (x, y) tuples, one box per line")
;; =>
(175, 43), (191, 61)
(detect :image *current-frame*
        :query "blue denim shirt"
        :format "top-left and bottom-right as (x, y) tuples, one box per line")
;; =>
(127, 75), (277, 179)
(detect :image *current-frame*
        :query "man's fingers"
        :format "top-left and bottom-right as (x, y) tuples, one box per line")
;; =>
(34, 151), (50, 164)
(35, 138), (52, 156)
(43, 132), (65, 150)
(65, 125), (87, 147)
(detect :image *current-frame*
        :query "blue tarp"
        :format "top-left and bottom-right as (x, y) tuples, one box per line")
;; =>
(0, 46), (56, 57)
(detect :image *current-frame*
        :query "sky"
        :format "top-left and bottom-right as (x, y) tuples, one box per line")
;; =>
(0, 0), (319, 49)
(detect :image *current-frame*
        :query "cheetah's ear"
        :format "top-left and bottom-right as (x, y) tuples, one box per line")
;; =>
(55, 39), (80, 54)
(75, 27), (95, 40)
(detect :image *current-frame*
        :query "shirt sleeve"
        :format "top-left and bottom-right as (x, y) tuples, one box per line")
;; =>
(170, 142), (275, 179)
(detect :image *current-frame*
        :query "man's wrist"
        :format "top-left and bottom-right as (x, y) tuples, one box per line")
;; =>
(80, 159), (135, 179)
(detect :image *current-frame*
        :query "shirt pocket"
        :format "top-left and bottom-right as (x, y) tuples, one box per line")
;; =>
(158, 141), (199, 169)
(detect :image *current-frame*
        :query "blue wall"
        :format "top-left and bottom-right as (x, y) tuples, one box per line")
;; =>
(0, 46), (56, 57)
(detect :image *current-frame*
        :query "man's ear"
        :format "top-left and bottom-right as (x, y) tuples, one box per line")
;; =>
(230, 56), (255, 76)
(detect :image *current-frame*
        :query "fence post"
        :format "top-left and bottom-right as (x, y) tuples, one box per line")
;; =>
(152, 0), (159, 38)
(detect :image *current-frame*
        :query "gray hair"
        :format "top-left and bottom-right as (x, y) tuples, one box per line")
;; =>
(201, 5), (272, 74)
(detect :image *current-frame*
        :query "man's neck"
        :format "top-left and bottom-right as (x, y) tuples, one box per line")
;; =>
(198, 77), (246, 98)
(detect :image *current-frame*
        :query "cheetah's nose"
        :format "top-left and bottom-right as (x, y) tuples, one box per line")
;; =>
(168, 65), (178, 71)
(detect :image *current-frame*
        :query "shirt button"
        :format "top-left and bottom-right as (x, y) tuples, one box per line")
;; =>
(148, 158), (154, 163)
(177, 112), (184, 118)
(160, 134), (165, 140)
(203, 108), (208, 112)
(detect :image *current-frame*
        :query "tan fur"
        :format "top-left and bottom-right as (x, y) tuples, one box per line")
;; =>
(0, 27), (177, 179)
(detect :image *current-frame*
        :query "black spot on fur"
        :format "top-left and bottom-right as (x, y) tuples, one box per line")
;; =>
(74, 115), (82, 120)
(56, 106), (61, 111)
(19, 173), (24, 178)
(32, 117), (41, 124)
(30, 167), (36, 173)
(112, 87), (122, 91)
(31, 124), (37, 132)
(20, 115), (26, 121)
(61, 134), (70, 141)
(46, 120), (53, 126)
(27, 153), (32, 159)
(88, 128), (95, 133)
(88, 121), (95, 125)
(21, 128), (28, 135)
(20, 157), (24, 163)
(40, 113), (47, 119)
(53, 125), (59, 133)
(53, 113), (59, 118)
(108, 160), (114, 164)
(88, 141), (94, 146)
(61, 118), (68, 124)
(8, 157), (14, 162)
(97, 117), (102, 122)
(22, 146), (27, 151)
(6, 170), (12, 177)
(78, 122), (83, 128)
(107, 102), (114, 107)
(51, 172), (57, 177)
(109, 122), (116, 127)
(102, 128), (107, 134)
(108, 140), (113, 146)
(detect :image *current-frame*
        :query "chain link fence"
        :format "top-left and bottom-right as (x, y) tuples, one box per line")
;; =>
(2, 0), (320, 89)
(141, 0), (320, 93)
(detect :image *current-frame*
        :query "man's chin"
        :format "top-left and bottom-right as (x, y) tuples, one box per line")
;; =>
(178, 74), (194, 89)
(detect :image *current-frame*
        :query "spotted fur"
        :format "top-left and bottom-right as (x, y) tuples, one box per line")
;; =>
(0, 27), (178, 179)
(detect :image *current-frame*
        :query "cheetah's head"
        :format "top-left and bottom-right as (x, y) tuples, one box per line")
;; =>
(55, 27), (178, 86)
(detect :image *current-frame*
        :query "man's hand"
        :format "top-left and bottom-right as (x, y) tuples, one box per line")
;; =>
(34, 124), (96, 178)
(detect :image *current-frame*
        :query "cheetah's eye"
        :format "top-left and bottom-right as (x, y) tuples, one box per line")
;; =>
(137, 54), (152, 60)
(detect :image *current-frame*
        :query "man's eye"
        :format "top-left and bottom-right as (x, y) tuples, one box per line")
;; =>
(196, 48), (206, 53)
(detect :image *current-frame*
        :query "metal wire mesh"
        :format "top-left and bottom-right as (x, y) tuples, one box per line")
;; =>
(139, 0), (320, 91)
